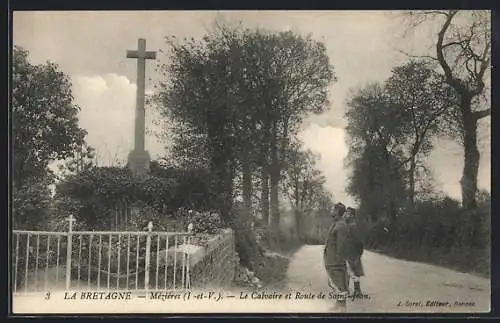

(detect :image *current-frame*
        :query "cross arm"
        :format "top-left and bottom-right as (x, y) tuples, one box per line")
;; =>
(127, 50), (157, 59)
(145, 52), (157, 59)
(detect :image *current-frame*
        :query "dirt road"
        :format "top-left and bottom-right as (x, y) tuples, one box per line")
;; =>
(285, 245), (490, 313)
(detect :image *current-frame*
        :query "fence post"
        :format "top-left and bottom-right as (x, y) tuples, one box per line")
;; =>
(144, 221), (153, 291)
(65, 214), (76, 290)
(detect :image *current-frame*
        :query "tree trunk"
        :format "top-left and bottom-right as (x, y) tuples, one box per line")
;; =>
(222, 160), (235, 226)
(209, 140), (224, 218)
(269, 120), (281, 230)
(242, 155), (253, 228)
(408, 157), (416, 210)
(460, 95), (480, 210)
(294, 208), (302, 241)
(294, 178), (301, 240)
(259, 111), (271, 228)
(367, 156), (376, 223)
(207, 114), (234, 225)
(261, 169), (270, 226)
(388, 198), (397, 225)
(381, 143), (397, 226)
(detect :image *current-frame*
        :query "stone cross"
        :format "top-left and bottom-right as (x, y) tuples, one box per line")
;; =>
(126, 38), (156, 176)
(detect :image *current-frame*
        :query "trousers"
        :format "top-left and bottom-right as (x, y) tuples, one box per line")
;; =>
(325, 264), (349, 293)
(346, 258), (364, 277)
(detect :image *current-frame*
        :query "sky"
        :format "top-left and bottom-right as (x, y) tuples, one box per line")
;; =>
(13, 11), (491, 206)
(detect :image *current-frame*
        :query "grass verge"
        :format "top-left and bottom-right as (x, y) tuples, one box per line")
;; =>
(253, 233), (303, 290)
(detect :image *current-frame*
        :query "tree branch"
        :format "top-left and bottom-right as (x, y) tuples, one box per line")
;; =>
(419, 10), (451, 16)
(473, 108), (491, 120)
(394, 48), (438, 62)
(436, 11), (466, 92)
(476, 41), (491, 83)
(464, 58), (476, 81)
(442, 39), (470, 49)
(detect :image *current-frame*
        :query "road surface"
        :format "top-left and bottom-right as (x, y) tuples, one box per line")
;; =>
(285, 245), (490, 313)
(12, 245), (490, 314)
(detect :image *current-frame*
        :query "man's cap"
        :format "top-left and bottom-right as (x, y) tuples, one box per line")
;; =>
(333, 202), (346, 214)
(334, 202), (346, 209)
(344, 207), (356, 220)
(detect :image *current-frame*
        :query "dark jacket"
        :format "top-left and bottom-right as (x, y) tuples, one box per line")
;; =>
(345, 219), (364, 276)
(323, 218), (349, 267)
(345, 220), (364, 261)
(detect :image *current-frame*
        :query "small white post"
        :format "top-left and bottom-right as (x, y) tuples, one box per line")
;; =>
(144, 221), (153, 291)
(65, 214), (76, 290)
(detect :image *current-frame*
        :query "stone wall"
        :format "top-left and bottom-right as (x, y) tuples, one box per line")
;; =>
(187, 229), (237, 289)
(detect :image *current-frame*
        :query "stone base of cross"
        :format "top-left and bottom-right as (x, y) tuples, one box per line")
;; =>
(127, 149), (151, 177)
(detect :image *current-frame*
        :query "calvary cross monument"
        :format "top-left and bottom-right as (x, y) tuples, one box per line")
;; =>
(126, 38), (157, 177)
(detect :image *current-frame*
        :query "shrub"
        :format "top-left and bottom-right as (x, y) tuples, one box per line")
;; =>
(12, 178), (53, 230)
(359, 194), (491, 276)
(54, 164), (214, 231)
(185, 210), (224, 234)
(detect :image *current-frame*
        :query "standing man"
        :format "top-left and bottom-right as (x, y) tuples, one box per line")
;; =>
(344, 207), (364, 298)
(323, 202), (349, 311)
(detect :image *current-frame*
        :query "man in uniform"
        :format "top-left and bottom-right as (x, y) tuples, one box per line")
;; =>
(323, 202), (350, 311)
(344, 207), (364, 298)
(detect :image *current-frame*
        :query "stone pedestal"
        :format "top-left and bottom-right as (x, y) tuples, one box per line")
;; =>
(127, 149), (151, 177)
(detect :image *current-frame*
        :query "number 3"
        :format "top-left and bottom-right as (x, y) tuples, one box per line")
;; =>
(44, 292), (50, 300)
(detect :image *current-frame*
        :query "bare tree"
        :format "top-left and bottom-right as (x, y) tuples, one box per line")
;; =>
(401, 10), (491, 209)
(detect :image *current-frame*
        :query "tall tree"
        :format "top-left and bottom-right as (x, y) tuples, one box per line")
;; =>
(384, 60), (456, 208)
(12, 46), (87, 227)
(156, 25), (247, 224)
(12, 46), (87, 188)
(402, 10), (491, 209)
(247, 30), (335, 230)
(345, 83), (408, 225)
